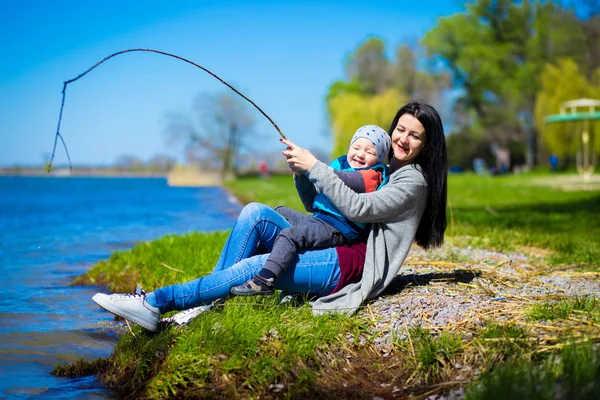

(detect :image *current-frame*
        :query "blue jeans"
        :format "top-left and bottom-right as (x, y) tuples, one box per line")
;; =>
(152, 203), (341, 313)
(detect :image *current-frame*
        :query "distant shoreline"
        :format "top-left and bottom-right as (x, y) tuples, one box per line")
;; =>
(0, 170), (168, 178)
(0, 168), (226, 187)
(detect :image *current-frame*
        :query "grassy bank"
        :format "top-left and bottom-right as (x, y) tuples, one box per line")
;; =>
(442, 172), (600, 267)
(227, 172), (600, 268)
(57, 172), (600, 398)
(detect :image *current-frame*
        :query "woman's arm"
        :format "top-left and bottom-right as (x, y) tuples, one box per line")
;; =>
(281, 138), (427, 223)
(308, 161), (427, 224)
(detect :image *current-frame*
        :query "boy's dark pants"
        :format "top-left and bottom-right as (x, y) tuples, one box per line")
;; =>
(261, 206), (347, 278)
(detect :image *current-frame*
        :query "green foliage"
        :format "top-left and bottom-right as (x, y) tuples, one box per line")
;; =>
(76, 172), (600, 397)
(528, 297), (600, 322)
(413, 328), (462, 367)
(325, 38), (447, 162)
(423, 0), (592, 154)
(344, 37), (391, 95)
(480, 323), (527, 340)
(328, 88), (406, 159)
(74, 231), (228, 293)
(52, 357), (110, 378)
(446, 133), (495, 170)
(393, 44), (451, 103)
(102, 291), (361, 397)
(75, 202), (366, 396)
(325, 80), (363, 103)
(397, 327), (463, 384)
(447, 132), (527, 170)
(534, 58), (600, 157)
(466, 341), (600, 400)
(479, 323), (532, 361)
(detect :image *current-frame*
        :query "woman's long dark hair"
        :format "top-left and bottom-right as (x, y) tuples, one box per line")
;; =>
(388, 101), (447, 249)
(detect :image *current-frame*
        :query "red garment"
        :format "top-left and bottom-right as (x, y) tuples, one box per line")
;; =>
(358, 169), (383, 192)
(331, 241), (367, 294)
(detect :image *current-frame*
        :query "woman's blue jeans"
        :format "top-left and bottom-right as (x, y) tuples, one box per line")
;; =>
(152, 202), (341, 313)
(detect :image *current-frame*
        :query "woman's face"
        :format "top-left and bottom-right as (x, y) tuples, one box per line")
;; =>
(390, 113), (426, 167)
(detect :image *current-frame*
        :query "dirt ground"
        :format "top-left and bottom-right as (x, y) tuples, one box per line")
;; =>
(346, 242), (600, 399)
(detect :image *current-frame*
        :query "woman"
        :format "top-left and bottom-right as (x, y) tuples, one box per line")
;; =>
(92, 101), (447, 331)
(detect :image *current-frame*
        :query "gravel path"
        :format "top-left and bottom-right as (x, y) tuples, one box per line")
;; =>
(350, 243), (600, 399)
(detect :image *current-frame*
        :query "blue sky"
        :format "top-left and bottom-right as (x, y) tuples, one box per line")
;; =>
(0, 0), (464, 167)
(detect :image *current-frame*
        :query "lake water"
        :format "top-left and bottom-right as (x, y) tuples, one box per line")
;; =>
(0, 176), (242, 399)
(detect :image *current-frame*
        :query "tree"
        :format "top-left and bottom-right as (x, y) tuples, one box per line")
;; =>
(114, 154), (143, 171)
(147, 154), (176, 172)
(575, 0), (600, 78)
(422, 0), (591, 164)
(344, 37), (392, 95)
(326, 39), (448, 159)
(534, 58), (600, 159)
(164, 91), (256, 178)
(393, 44), (451, 113)
(328, 88), (406, 158)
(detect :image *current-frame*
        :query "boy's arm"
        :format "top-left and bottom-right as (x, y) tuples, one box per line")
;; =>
(292, 161), (382, 211)
(306, 161), (427, 223)
(293, 172), (317, 212)
(333, 169), (383, 194)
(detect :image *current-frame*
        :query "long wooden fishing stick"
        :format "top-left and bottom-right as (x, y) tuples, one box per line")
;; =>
(48, 48), (287, 172)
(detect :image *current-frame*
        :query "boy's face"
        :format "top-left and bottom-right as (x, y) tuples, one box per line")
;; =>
(347, 137), (378, 169)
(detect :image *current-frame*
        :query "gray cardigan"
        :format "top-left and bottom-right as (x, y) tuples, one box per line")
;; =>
(294, 160), (428, 316)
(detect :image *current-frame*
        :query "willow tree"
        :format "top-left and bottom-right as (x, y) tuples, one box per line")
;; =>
(327, 38), (447, 160)
(328, 88), (406, 159)
(535, 58), (600, 159)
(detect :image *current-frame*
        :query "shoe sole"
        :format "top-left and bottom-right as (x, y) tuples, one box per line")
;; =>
(92, 294), (158, 332)
(160, 304), (213, 326)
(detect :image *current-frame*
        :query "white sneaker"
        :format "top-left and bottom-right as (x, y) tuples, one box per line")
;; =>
(92, 292), (160, 332)
(161, 304), (213, 326)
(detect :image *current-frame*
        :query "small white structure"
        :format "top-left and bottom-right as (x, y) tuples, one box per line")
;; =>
(545, 98), (600, 181)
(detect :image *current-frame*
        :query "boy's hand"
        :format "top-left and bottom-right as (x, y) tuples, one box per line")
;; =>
(280, 138), (318, 173)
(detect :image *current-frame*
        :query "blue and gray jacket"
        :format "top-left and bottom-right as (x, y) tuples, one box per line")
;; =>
(312, 156), (389, 241)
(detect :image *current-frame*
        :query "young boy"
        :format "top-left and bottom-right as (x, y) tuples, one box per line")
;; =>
(230, 125), (391, 296)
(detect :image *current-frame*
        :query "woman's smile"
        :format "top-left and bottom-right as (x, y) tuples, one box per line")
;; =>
(390, 114), (426, 168)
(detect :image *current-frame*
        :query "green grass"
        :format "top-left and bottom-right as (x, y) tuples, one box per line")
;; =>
(465, 341), (600, 400)
(528, 297), (600, 323)
(95, 296), (362, 398)
(226, 175), (304, 210)
(70, 225), (368, 397)
(63, 171), (599, 398)
(228, 172), (600, 269)
(399, 328), (464, 385)
(74, 231), (229, 293)
(445, 173), (600, 268)
(478, 323), (532, 362)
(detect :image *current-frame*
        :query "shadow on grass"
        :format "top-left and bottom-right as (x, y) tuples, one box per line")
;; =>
(382, 269), (479, 296)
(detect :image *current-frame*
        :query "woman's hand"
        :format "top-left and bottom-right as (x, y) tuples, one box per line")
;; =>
(281, 138), (318, 173)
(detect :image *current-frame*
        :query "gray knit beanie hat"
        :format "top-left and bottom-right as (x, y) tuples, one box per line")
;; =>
(350, 125), (391, 164)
